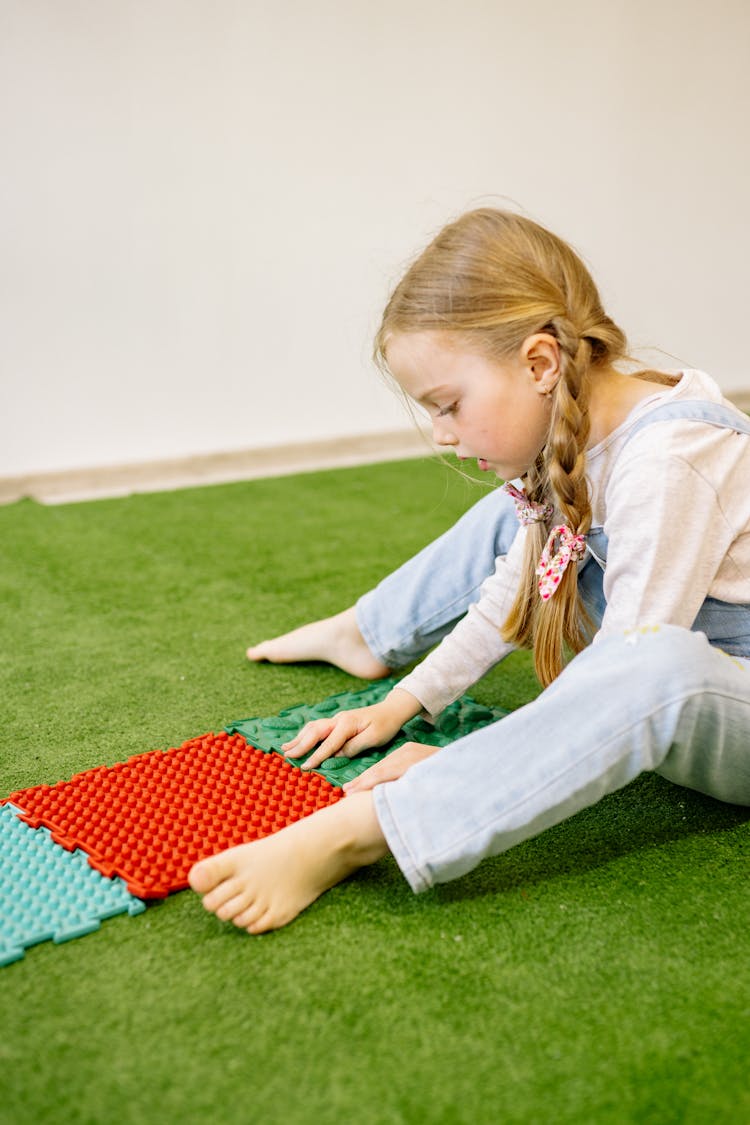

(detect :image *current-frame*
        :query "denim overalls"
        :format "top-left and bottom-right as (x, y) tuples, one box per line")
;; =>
(357, 400), (750, 893)
(582, 400), (750, 656)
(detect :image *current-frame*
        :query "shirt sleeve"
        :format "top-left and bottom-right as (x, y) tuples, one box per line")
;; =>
(395, 526), (528, 717)
(595, 431), (737, 639)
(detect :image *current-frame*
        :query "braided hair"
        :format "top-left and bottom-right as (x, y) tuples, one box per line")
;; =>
(374, 208), (628, 685)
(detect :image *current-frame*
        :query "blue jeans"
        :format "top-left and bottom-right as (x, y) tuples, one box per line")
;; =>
(356, 488), (750, 892)
(356, 487), (609, 665)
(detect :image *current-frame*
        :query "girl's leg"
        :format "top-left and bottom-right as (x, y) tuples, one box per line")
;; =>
(373, 626), (750, 892)
(356, 485), (520, 667)
(247, 486), (519, 673)
(192, 625), (749, 932)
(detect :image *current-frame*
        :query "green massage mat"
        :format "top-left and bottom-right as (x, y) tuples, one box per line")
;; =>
(225, 678), (508, 786)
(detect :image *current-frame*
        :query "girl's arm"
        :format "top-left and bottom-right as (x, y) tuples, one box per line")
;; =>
(394, 589), (516, 718)
(394, 531), (527, 718)
(284, 529), (527, 767)
(280, 551), (522, 767)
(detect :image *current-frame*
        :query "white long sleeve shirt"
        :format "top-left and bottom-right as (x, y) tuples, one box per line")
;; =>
(397, 370), (750, 717)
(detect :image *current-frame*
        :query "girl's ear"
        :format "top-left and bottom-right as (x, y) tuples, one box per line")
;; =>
(522, 333), (562, 395)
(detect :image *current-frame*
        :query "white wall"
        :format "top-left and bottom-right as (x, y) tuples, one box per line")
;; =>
(1, 0), (749, 478)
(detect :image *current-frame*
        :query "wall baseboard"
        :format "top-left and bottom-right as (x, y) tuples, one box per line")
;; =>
(730, 390), (750, 413)
(0, 429), (433, 506)
(3, 387), (749, 506)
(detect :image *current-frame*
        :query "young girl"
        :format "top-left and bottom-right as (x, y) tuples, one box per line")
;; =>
(189, 208), (750, 934)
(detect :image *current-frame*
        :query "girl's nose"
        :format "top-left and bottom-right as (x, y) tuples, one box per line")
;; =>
(432, 416), (458, 447)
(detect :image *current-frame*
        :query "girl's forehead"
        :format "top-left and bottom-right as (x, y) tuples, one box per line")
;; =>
(385, 330), (462, 371)
(386, 332), (520, 407)
(384, 333), (461, 399)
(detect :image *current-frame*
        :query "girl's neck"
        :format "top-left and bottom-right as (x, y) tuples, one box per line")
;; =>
(586, 365), (680, 448)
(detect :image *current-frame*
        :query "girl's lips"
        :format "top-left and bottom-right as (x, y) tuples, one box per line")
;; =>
(459, 454), (492, 472)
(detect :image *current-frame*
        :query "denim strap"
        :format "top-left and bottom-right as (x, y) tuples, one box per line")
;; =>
(587, 398), (750, 562)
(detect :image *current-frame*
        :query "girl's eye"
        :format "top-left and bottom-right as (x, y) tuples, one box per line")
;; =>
(438, 402), (458, 417)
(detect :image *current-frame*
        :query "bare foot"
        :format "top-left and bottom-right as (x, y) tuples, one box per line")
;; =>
(188, 792), (389, 933)
(246, 607), (390, 679)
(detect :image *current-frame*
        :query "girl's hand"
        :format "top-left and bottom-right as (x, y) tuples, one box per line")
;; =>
(343, 741), (441, 793)
(281, 688), (421, 770)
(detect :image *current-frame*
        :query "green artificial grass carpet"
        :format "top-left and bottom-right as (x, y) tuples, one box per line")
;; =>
(1, 456), (749, 1125)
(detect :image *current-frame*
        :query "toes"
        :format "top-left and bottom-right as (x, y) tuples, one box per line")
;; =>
(246, 908), (276, 935)
(233, 900), (268, 931)
(188, 851), (237, 895)
(215, 889), (254, 923)
(201, 877), (244, 915)
(245, 899), (300, 935)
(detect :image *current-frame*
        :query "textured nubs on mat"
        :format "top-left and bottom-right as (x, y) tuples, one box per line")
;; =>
(4, 733), (343, 899)
(0, 803), (145, 967)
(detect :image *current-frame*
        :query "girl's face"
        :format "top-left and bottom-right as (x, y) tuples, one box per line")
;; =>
(385, 331), (558, 481)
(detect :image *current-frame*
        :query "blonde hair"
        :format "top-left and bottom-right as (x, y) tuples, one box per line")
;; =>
(374, 208), (628, 687)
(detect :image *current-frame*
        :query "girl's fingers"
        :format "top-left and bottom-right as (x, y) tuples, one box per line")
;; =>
(299, 717), (364, 770)
(343, 742), (441, 793)
(343, 751), (400, 792)
(302, 739), (347, 770)
(281, 719), (336, 756)
(343, 761), (385, 793)
(331, 727), (378, 761)
(281, 705), (392, 770)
